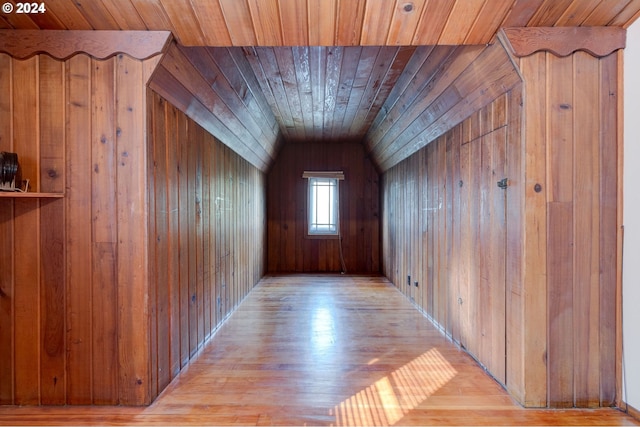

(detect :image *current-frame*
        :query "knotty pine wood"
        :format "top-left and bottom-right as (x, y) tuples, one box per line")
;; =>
(501, 27), (626, 58)
(514, 50), (620, 408)
(365, 42), (521, 171)
(0, 30), (171, 60)
(382, 93), (514, 395)
(0, 52), (266, 406)
(1, 52), (159, 406)
(382, 45), (621, 408)
(147, 91), (267, 402)
(266, 142), (379, 274)
(149, 42), (279, 172)
(521, 52), (619, 406)
(4, 0), (639, 49)
(0, 275), (637, 426)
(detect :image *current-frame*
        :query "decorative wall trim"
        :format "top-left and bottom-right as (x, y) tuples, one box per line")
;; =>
(500, 27), (626, 58)
(0, 30), (172, 60)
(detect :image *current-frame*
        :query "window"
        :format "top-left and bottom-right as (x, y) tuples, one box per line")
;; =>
(303, 171), (344, 237)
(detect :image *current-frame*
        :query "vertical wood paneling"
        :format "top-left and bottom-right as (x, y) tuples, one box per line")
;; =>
(516, 50), (619, 408)
(598, 53), (619, 407)
(0, 54), (13, 406)
(150, 93), (169, 396)
(12, 56), (41, 405)
(147, 90), (267, 400)
(573, 51), (601, 407)
(267, 142), (380, 274)
(65, 54), (93, 405)
(115, 54), (150, 405)
(177, 113), (190, 367)
(518, 50), (548, 407)
(13, 198), (40, 405)
(382, 93), (515, 395)
(382, 45), (620, 409)
(38, 55), (66, 405)
(0, 52), (159, 406)
(90, 57), (118, 405)
(165, 103), (181, 378)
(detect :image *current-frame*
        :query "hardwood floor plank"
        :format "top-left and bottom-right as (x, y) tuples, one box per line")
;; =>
(0, 274), (637, 426)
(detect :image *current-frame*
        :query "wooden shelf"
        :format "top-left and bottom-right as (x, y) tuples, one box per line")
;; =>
(0, 192), (64, 198)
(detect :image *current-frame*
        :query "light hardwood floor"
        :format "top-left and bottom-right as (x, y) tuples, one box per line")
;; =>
(0, 274), (637, 426)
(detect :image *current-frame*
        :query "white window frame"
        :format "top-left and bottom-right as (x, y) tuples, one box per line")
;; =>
(302, 171), (344, 238)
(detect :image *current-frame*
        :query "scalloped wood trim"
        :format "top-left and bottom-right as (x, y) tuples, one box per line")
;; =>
(500, 27), (626, 58)
(0, 30), (172, 60)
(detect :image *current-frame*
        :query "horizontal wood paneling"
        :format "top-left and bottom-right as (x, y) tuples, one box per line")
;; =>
(365, 42), (522, 171)
(2, 0), (638, 47)
(147, 91), (266, 397)
(267, 142), (380, 274)
(0, 52), (155, 406)
(149, 43), (280, 172)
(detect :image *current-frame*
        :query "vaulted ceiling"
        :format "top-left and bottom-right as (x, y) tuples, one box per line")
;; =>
(2, 0), (639, 171)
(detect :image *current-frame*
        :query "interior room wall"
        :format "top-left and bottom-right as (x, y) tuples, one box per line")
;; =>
(266, 141), (380, 274)
(146, 90), (267, 399)
(623, 20), (640, 414)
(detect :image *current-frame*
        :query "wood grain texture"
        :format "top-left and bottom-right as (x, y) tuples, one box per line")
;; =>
(514, 49), (621, 408)
(4, 0), (638, 48)
(0, 30), (171, 60)
(266, 142), (379, 274)
(382, 94), (514, 395)
(501, 27), (626, 58)
(1, 274), (637, 425)
(147, 90), (266, 401)
(367, 42), (521, 171)
(0, 52), (163, 406)
(149, 43), (278, 172)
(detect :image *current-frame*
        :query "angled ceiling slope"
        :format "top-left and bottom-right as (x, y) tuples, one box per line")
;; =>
(2, 0), (639, 171)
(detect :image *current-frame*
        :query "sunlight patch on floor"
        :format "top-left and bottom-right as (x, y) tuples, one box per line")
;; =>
(331, 348), (458, 426)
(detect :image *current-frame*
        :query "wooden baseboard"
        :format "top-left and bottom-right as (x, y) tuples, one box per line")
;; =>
(626, 402), (640, 422)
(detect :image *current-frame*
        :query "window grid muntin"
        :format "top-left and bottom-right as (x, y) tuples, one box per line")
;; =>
(308, 177), (339, 235)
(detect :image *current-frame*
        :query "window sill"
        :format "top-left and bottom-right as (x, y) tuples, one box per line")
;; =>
(305, 233), (340, 240)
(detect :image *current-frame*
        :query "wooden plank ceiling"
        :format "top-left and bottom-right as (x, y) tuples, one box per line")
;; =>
(3, 0), (639, 171)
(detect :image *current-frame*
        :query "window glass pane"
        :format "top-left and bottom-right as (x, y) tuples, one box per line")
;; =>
(308, 177), (338, 235)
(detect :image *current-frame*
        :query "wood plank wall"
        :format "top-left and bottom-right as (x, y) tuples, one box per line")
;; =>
(266, 142), (379, 273)
(381, 91), (520, 390)
(381, 46), (620, 408)
(0, 53), (156, 405)
(516, 50), (619, 408)
(147, 90), (266, 396)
